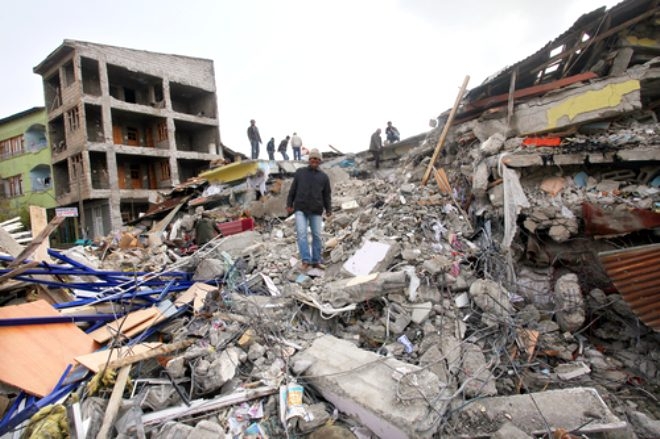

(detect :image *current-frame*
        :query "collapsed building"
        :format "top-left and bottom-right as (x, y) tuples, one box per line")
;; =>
(32, 40), (229, 239)
(0, 0), (659, 438)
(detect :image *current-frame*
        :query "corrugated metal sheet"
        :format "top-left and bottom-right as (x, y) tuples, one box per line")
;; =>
(599, 243), (660, 331)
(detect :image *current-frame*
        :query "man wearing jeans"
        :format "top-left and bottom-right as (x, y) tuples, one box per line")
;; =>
(286, 149), (332, 271)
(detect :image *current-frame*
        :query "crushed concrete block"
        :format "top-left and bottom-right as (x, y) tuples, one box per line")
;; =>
(293, 335), (448, 438)
(410, 302), (432, 324)
(629, 411), (660, 439)
(165, 356), (186, 378)
(418, 345), (449, 383)
(491, 422), (533, 439)
(297, 402), (332, 433)
(556, 361), (591, 380)
(401, 248), (421, 261)
(190, 419), (225, 438)
(214, 231), (262, 258)
(329, 244), (344, 263)
(596, 179), (621, 193)
(322, 271), (407, 307)
(248, 343), (266, 362)
(157, 421), (194, 438)
(342, 240), (400, 276)
(460, 342), (497, 398)
(472, 161), (490, 196)
(382, 302), (411, 334)
(192, 258), (226, 281)
(455, 387), (627, 437)
(548, 224), (571, 243)
(469, 279), (513, 326)
(553, 273), (585, 333)
(480, 132), (506, 156)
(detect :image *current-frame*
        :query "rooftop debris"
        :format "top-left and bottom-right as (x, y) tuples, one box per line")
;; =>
(1, 0), (660, 437)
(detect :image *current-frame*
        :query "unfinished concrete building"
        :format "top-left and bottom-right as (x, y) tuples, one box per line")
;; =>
(33, 40), (224, 239)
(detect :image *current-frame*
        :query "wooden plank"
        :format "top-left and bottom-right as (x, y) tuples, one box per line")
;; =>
(0, 300), (98, 397)
(463, 72), (597, 113)
(0, 226), (24, 257)
(96, 365), (131, 439)
(29, 206), (52, 263)
(433, 168), (452, 194)
(106, 339), (194, 370)
(0, 261), (40, 284)
(75, 342), (163, 373)
(422, 75), (470, 186)
(7, 216), (65, 268)
(507, 68), (517, 127)
(88, 308), (161, 344)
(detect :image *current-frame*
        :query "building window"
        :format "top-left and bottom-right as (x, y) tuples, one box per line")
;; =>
(2, 175), (23, 197)
(159, 161), (171, 180)
(126, 127), (139, 146)
(0, 135), (25, 159)
(71, 153), (83, 177)
(63, 61), (75, 87)
(157, 121), (168, 141)
(66, 107), (80, 132)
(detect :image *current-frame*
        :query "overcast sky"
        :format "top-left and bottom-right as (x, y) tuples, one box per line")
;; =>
(1, 0), (620, 156)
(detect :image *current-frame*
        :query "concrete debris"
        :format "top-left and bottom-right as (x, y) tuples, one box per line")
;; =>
(1, 2), (660, 437)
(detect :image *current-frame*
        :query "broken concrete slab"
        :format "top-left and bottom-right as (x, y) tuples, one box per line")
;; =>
(468, 279), (513, 326)
(342, 240), (400, 276)
(293, 335), (447, 438)
(322, 271), (407, 307)
(455, 387), (627, 437)
(553, 273), (585, 333)
(491, 422), (533, 439)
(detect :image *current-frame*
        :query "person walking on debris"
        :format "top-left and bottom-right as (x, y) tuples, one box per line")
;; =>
(291, 132), (303, 161)
(385, 121), (400, 144)
(278, 135), (290, 160)
(247, 119), (262, 159)
(287, 148), (332, 271)
(266, 137), (276, 160)
(370, 128), (383, 169)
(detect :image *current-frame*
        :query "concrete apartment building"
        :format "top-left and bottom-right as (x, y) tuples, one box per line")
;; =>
(33, 40), (224, 239)
(0, 107), (55, 223)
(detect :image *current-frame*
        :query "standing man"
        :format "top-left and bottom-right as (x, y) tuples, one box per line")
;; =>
(266, 137), (276, 161)
(385, 121), (400, 144)
(370, 128), (383, 169)
(291, 132), (303, 161)
(287, 149), (332, 270)
(247, 119), (262, 159)
(278, 135), (290, 160)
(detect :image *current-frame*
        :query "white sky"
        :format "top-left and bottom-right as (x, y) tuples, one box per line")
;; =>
(1, 0), (620, 156)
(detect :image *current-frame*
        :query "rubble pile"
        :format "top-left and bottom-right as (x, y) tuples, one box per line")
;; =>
(1, 0), (660, 437)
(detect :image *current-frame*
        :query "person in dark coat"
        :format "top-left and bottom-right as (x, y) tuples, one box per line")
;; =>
(286, 149), (331, 270)
(278, 136), (290, 160)
(369, 128), (382, 169)
(385, 121), (400, 144)
(266, 137), (276, 160)
(247, 119), (262, 159)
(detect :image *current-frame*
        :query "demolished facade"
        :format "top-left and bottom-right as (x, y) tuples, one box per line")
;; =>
(0, 0), (659, 438)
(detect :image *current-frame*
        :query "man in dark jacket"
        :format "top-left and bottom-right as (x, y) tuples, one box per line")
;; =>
(278, 136), (290, 160)
(370, 128), (382, 169)
(247, 119), (262, 159)
(266, 137), (276, 160)
(287, 149), (332, 270)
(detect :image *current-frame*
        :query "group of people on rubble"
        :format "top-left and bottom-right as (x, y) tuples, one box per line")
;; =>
(369, 121), (400, 169)
(247, 119), (306, 161)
